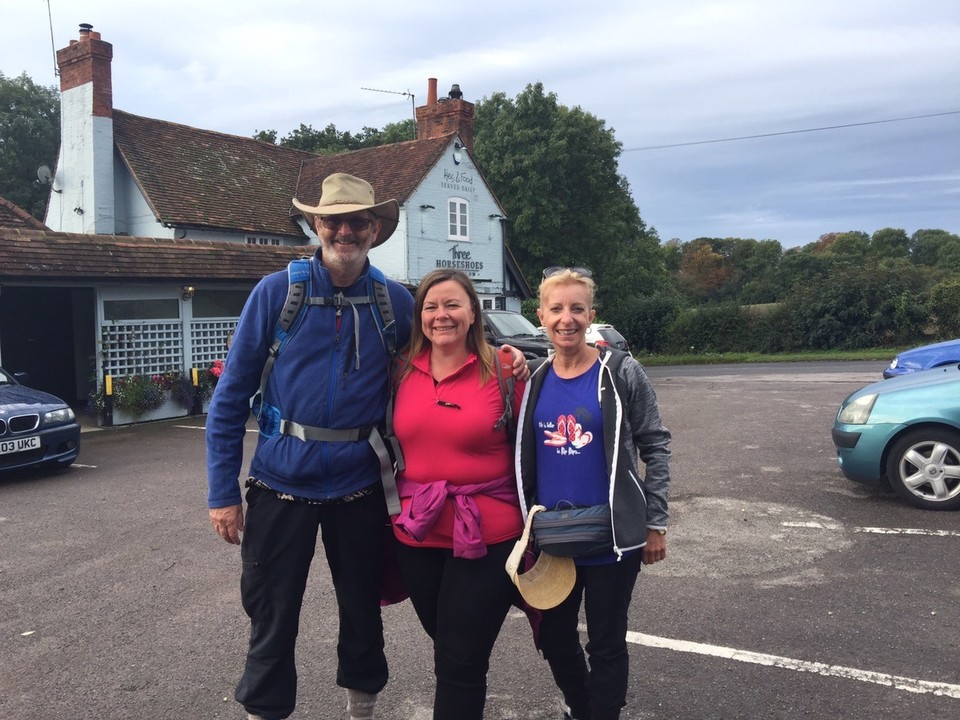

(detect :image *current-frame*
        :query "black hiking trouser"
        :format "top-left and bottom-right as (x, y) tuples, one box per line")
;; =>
(235, 482), (388, 720)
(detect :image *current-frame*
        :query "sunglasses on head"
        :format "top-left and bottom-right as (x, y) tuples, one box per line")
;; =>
(318, 216), (374, 232)
(542, 266), (593, 279)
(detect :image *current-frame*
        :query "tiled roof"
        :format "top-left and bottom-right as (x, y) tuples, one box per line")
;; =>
(294, 134), (454, 209)
(1, 114), (463, 286)
(113, 110), (314, 238)
(112, 110), (456, 235)
(0, 196), (48, 230)
(0, 228), (311, 282)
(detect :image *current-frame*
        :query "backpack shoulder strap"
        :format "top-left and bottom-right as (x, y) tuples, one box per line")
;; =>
(600, 348), (631, 398)
(383, 352), (411, 469)
(302, 265), (398, 360)
(367, 265), (397, 356)
(253, 258), (311, 419)
(492, 347), (516, 440)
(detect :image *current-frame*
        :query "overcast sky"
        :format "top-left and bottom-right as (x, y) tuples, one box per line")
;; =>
(5, 0), (959, 248)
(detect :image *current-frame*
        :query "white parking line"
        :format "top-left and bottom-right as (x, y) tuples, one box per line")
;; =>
(853, 526), (960, 537)
(782, 520), (841, 530)
(781, 521), (960, 537)
(624, 631), (960, 699)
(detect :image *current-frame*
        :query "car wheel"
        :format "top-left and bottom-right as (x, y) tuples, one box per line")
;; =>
(885, 428), (960, 510)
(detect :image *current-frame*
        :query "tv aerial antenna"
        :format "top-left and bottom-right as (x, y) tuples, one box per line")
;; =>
(45, 0), (59, 77)
(361, 87), (416, 136)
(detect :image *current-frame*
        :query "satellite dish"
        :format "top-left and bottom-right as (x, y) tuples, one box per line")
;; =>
(37, 165), (53, 184)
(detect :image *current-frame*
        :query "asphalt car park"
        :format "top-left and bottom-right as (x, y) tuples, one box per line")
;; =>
(1, 361), (958, 719)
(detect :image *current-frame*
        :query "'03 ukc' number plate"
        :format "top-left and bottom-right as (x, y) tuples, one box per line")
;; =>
(0, 435), (41, 455)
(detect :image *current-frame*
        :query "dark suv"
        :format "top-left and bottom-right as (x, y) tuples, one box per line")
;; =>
(481, 310), (554, 359)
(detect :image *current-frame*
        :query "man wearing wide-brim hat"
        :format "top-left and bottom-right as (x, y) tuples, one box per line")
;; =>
(207, 173), (415, 720)
(293, 172), (400, 261)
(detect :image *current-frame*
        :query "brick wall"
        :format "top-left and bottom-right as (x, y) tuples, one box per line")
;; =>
(57, 27), (113, 118)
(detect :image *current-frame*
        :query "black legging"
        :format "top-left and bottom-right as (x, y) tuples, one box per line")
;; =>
(395, 539), (519, 720)
(539, 554), (642, 720)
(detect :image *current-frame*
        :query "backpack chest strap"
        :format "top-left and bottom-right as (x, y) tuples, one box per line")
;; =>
(278, 420), (400, 514)
(306, 294), (375, 370)
(279, 419), (374, 442)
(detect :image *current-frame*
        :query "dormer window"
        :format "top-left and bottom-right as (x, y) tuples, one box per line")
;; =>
(246, 235), (281, 246)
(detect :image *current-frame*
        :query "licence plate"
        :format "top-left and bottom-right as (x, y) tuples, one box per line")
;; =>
(0, 435), (41, 455)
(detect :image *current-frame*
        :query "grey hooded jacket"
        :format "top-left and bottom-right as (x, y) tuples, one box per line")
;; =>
(514, 347), (671, 556)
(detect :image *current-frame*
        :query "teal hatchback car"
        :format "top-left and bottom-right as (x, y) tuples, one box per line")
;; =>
(832, 366), (960, 510)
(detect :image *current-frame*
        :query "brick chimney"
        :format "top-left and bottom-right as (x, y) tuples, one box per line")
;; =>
(45, 23), (116, 234)
(57, 23), (113, 117)
(415, 78), (474, 152)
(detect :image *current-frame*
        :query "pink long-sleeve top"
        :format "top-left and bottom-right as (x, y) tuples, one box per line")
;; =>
(391, 348), (524, 552)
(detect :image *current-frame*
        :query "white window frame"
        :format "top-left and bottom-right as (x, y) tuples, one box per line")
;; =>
(447, 198), (469, 240)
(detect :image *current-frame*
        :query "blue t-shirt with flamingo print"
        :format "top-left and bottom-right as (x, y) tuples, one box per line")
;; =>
(533, 360), (608, 510)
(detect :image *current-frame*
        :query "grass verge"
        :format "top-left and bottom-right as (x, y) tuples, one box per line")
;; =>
(634, 348), (896, 366)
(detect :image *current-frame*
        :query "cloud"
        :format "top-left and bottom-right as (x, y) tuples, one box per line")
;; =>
(4, 0), (958, 246)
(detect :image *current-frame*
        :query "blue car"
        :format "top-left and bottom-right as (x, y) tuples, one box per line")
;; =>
(0, 368), (81, 472)
(832, 366), (960, 510)
(883, 337), (960, 378)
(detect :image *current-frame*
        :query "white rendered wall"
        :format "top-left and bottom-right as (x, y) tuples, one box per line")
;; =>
(45, 84), (115, 234)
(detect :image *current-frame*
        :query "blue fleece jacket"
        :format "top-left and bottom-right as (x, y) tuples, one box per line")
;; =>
(206, 250), (414, 508)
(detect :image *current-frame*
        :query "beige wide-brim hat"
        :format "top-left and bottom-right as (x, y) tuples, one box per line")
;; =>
(292, 172), (400, 247)
(505, 505), (576, 610)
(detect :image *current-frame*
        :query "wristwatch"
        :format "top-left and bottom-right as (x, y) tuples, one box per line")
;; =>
(653, 528), (667, 536)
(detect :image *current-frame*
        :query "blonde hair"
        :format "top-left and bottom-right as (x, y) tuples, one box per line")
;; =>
(538, 269), (596, 309)
(403, 269), (494, 384)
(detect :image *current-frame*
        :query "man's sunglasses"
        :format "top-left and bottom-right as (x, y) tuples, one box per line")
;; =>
(542, 266), (593, 279)
(319, 216), (374, 232)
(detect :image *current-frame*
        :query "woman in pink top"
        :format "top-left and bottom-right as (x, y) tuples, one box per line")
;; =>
(390, 269), (525, 719)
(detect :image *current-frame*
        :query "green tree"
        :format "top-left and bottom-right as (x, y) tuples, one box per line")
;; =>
(910, 228), (959, 266)
(937, 241), (960, 272)
(473, 82), (659, 290)
(927, 280), (960, 339)
(663, 303), (751, 354)
(254, 119), (416, 154)
(616, 291), (684, 353)
(781, 260), (927, 350)
(825, 231), (870, 257)
(775, 249), (835, 297)
(870, 227), (910, 260)
(737, 239), (784, 304)
(0, 72), (60, 219)
(376, 119), (418, 144)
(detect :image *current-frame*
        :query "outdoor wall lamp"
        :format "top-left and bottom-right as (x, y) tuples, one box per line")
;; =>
(420, 204), (435, 210)
(182, 285), (196, 300)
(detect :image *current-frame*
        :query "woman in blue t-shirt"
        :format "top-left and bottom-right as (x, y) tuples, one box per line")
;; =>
(514, 267), (672, 720)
